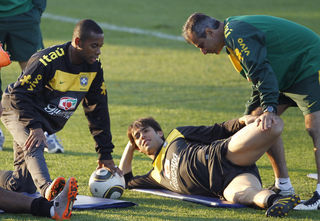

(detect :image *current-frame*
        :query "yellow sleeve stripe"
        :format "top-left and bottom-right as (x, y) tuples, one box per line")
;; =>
(226, 47), (243, 73)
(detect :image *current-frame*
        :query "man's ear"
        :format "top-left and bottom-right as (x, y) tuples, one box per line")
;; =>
(205, 28), (215, 38)
(74, 37), (82, 49)
(157, 131), (164, 137)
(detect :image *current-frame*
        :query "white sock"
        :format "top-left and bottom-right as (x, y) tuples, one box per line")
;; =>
(316, 184), (320, 195)
(275, 177), (293, 190)
(50, 206), (55, 217)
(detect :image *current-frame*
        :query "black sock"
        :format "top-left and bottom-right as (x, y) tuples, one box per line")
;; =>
(30, 197), (53, 218)
(267, 194), (281, 208)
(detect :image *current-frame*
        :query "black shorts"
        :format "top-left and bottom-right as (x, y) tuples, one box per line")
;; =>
(0, 7), (43, 61)
(207, 137), (261, 198)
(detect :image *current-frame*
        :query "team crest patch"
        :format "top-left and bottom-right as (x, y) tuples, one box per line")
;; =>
(58, 97), (77, 110)
(80, 76), (88, 87)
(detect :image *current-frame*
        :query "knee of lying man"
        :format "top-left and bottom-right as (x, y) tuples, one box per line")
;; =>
(269, 119), (283, 136)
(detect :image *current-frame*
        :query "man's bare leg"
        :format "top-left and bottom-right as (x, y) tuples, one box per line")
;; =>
(251, 105), (293, 194)
(226, 115), (283, 166)
(295, 111), (320, 210)
(223, 173), (272, 208)
(266, 138), (289, 179)
(223, 173), (300, 217)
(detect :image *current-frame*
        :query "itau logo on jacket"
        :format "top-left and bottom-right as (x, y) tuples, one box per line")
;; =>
(58, 97), (77, 110)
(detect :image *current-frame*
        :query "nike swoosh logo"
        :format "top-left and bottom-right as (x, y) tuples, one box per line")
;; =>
(59, 81), (64, 84)
(279, 182), (287, 185)
(308, 101), (317, 108)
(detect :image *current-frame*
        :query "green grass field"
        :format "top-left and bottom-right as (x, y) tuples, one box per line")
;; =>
(1, 0), (320, 220)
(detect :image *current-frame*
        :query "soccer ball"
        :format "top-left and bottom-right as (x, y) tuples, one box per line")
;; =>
(89, 168), (125, 199)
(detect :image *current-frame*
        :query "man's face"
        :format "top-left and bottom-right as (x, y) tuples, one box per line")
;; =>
(132, 126), (164, 156)
(189, 29), (224, 55)
(78, 32), (104, 64)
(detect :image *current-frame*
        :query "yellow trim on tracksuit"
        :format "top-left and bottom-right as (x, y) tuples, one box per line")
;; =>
(49, 70), (97, 92)
(151, 129), (184, 183)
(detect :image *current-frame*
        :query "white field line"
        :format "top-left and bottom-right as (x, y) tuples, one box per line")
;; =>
(42, 13), (184, 42)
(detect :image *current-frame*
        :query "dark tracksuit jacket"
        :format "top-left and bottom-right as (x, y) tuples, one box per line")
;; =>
(4, 41), (114, 160)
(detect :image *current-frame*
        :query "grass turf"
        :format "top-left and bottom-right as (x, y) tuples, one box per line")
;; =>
(0, 0), (320, 220)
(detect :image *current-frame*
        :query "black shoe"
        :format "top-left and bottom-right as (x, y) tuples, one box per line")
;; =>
(266, 194), (300, 217)
(294, 191), (320, 210)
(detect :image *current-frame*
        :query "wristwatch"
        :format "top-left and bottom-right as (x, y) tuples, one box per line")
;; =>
(263, 106), (277, 113)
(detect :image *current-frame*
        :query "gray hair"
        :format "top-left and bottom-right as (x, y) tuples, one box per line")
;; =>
(182, 13), (220, 43)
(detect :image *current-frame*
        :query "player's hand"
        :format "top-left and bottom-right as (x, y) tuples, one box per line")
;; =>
(239, 115), (258, 125)
(97, 159), (123, 176)
(256, 112), (278, 131)
(24, 128), (47, 150)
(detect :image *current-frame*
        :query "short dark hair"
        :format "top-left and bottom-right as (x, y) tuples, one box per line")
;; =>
(73, 19), (103, 42)
(182, 13), (220, 43)
(127, 117), (164, 150)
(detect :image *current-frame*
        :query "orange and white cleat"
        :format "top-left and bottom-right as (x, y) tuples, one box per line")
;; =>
(0, 43), (11, 68)
(52, 177), (78, 220)
(45, 177), (66, 201)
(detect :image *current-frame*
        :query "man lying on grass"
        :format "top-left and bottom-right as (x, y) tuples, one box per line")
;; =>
(119, 115), (300, 217)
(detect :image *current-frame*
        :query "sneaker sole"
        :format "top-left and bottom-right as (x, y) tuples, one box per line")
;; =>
(266, 195), (300, 217)
(61, 177), (78, 219)
(44, 147), (64, 154)
(47, 177), (66, 201)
